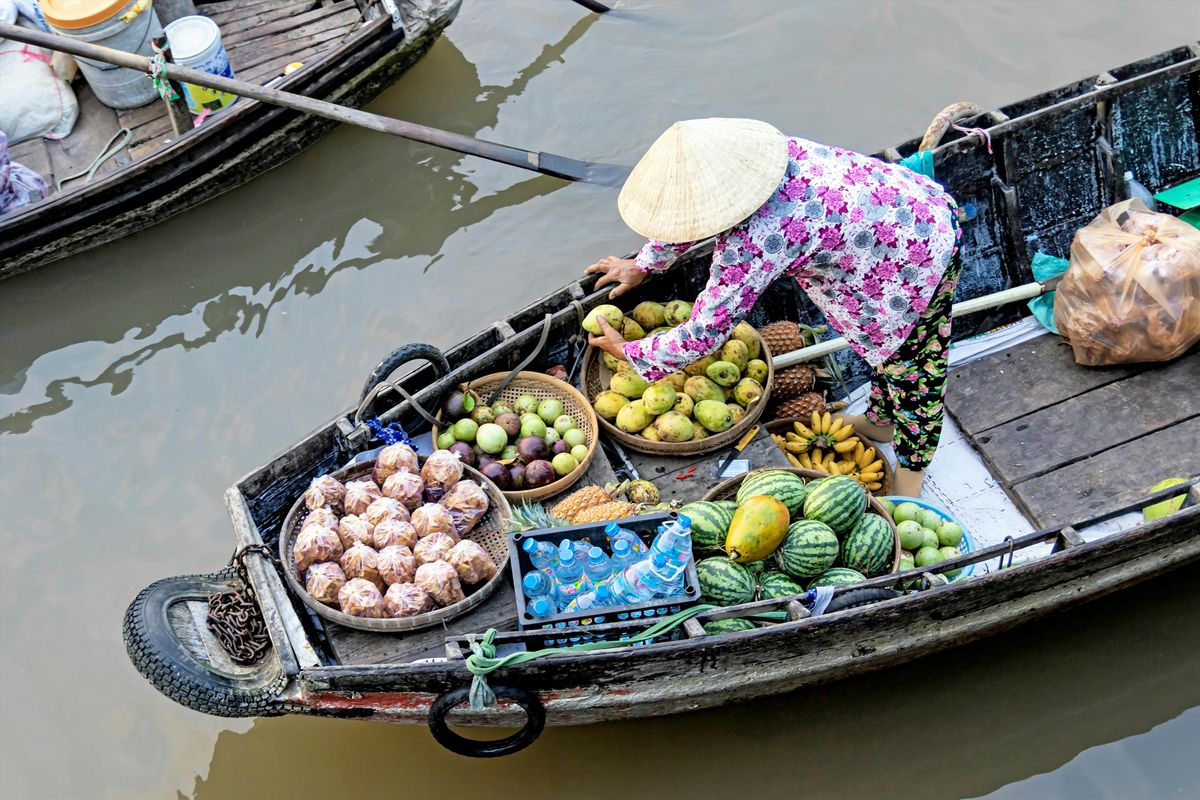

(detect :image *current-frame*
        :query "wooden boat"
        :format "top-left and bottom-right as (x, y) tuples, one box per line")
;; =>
(0, 0), (459, 280)
(123, 46), (1200, 755)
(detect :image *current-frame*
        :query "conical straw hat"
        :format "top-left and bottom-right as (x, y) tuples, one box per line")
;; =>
(618, 118), (788, 243)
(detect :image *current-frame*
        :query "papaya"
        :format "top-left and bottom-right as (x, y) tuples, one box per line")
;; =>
(725, 495), (790, 563)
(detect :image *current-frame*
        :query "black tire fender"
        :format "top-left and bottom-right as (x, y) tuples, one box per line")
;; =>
(123, 570), (288, 718)
(359, 343), (451, 406)
(428, 685), (545, 757)
(824, 587), (903, 614)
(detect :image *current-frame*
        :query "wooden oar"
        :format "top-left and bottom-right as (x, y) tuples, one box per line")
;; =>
(772, 275), (1065, 368)
(0, 23), (632, 187)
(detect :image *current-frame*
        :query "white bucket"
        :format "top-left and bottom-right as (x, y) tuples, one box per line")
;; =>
(43, 0), (163, 109)
(164, 15), (236, 115)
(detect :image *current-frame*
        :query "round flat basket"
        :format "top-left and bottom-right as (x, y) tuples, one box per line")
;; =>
(582, 332), (773, 457)
(701, 467), (901, 575)
(279, 459), (513, 633)
(432, 372), (598, 503)
(765, 416), (895, 495)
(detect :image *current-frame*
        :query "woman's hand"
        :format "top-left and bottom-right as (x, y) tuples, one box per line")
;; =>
(588, 316), (628, 360)
(585, 256), (646, 299)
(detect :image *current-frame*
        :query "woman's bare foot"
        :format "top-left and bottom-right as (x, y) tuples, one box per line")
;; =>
(839, 413), (894, 443)
(893, 468), (926, 498)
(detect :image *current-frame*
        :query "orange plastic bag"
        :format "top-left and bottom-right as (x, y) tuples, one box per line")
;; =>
(1054, 199), (1200, 366)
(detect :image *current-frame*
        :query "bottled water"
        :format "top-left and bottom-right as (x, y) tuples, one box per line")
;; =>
(583, 546), (612, 587)
(610, 538), (639, 572)
(522, 538), (557, 571)
(552, 540), (586, 607)
(608, 553), (670, 604)
(565, 582), (613, 620)
(572, 539), (592, 561)
(605, 522), (647, 557)
(522, 571), (553, 600)
(528, 596), (556, 619)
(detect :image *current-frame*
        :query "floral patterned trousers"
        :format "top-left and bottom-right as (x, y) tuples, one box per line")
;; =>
(866, 245), (964, 470)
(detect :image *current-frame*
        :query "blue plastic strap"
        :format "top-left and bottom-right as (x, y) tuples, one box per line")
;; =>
(365, 417), (415, 448)
(899, 150), (935, 180)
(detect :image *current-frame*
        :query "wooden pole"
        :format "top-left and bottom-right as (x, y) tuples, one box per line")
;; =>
(0, 23), (630, 186)
(570, 0), (614, 11)
(151, 35), (193, 137)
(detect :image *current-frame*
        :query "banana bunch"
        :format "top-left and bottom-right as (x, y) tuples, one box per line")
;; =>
(770, 412), (885, 491)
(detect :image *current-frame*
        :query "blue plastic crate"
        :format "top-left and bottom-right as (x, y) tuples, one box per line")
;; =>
(879, 496), (976, 581)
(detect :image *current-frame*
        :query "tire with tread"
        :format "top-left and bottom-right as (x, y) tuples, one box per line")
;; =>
(824, 587), (902, 613)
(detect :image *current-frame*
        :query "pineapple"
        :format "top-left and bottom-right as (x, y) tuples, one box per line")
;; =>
(570, 500), (639, 525)
(550, 484), (616, 524)
(509, 501), (566, 532)
(773, 391), (830, 419)
(759, 321), (809, 356)
(771, 364), (816, 401)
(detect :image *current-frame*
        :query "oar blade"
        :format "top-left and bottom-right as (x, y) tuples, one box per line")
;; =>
(537, 152), (631, 187)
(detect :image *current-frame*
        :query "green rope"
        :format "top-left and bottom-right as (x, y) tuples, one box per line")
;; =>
(463, 604), (788, 710)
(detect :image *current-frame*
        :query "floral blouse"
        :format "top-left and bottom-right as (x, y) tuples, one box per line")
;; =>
(623, 136), (958, 381)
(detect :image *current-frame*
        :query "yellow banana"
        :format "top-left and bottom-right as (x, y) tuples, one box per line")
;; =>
(863, 459), (883, 474)
(811, 410), (822, 435)
(832, 424), (855, 442)
(866, 481), (883, 491)
(839, 462), (856, 475)
(784, 442), (806, 454)
(793, 421), (815, 438)
(856, 447), (876, 468)
(852, 441), (865, 463)
(829, 417), (844, 436)
(821, 411), (832, 434)
(858, 471), (882, 483)
(798, 452), (813, 469)
(833, 437), (859, 454)
(786, 453), (802, 468)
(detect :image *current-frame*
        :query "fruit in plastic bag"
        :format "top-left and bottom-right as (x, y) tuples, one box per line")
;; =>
(420, 450), (463, 499)
(304, 474), (346, 513)
(373, 443), (419, 485)
(377, 544), (417, 586)
(343, 479), (382, 516)
(384, 582), (435, 618)
(365, 497), (408, 528)
(372, 517), (417, 551)
(293, 525), (343, 573)
(340, 542), (384, 591)
(447, 539), (498, 585)
(305, 562), (346, 605)
(301, 507), (339, 533)
(412, 503), (456, 539)
(336, 515), (374, 549)
(414, 560), (465, 607)
(441, 480), (490, 536)
(413, 531), (457, 566)
(382, 470), (425, 510)
(338, 578), (385, 618)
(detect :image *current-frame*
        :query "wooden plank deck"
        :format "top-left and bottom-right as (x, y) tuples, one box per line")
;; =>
(946, 337), (1200, 527)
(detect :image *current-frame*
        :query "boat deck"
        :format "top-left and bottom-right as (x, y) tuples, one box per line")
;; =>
(7, 0), (365, 201)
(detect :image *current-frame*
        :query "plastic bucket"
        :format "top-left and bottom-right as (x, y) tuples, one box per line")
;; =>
(42, 0), (162, 109)
(879, 496), (977, 581)
(163, 15), (236, 115)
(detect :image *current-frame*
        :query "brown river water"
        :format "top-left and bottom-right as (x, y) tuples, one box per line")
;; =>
(2, 1), (1198, 797)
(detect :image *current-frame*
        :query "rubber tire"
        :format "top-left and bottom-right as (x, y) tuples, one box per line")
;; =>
(123, 570), (288, 718)
(359, 343), (451, 406)
(428, 685), (546, 758)
(824, 587), (902, 614)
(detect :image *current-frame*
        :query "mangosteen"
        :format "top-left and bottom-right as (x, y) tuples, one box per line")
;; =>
(480, 461), (511, 490)
(448, 442), (476, 467)
(524, 459), (556, 488)
(551, 440), (570, 456)
(516, 436), (549, 464)
(546, 365), (568, 381)
(477, 454), (498, 471)
(442, 387), (478, 419)
(508, 463), (526, 489)
(495, 412), (521, 440)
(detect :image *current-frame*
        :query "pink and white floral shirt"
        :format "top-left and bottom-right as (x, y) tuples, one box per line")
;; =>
(623, 136), (958, 381)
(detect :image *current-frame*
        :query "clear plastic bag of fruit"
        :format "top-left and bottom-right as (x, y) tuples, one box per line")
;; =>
(384, 582), (435, 618)
(293, 526), (343, 573)
(414, 560), (465, 607)
(420, 450), (463, 498)
(373, 443), (419, 485)
(343, 479), (382, 516)
(412, 503), (456, 539)
(338, 578), (385, 618)
(1054, 199), (1200, 365)
(377, 544), (417, 586)
(441, 480), (490, 536)
(446, 539), (498, 585)
(303, 474), (345, 513)
(413, 531), (457, 566)
(305, 562), (346, 605)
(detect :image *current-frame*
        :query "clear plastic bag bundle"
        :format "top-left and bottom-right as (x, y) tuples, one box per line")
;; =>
(305, 562), (346, 605)
(412, 503), (456, 540)
(420, 450), (463, 499)
(377, 544), (417, 586)
(413, 531), (457, 566)
(372, 518), (418, 551)
(382, 471), (425, 510)
(339, 542), (384, 591)
(365, 497), (408, 528)
(343, 479), (382, 516)
(447, 539), (498, 586)
(414, 560), (465, 607)
(338, 578), (385, 618)
(301, 508), (339, 533)
(384, 582), (435, 618)
(336, 515), (374, 550)
(293, 525), (343, 573)
(303, 474), (346, 513)
(1055, 199), (1200, 366)
(373, 443), (419, 485)
(441, 480), (490, 536)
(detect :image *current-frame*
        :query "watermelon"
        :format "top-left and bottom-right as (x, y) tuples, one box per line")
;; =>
(736, 470), (809, 518)
(757, 572), (804, 600)
(703, 618), (756, 635)
(775, 519), (839, 579)
(696, 557), (756, 606)
(744, 559), (769, 575)
(803, 475), (867, 533)
(808, 566), (867, 589)
(679, 500), (736, 553)
(840, 513), (895, 577)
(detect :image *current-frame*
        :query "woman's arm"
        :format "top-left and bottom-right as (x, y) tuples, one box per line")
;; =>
(634, 239), (695, 273)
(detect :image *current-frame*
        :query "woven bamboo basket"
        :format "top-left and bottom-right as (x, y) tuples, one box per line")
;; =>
(701, 466), (901, 575)
(279, 459), (512, 633)
(581, 332), (773, 457)
(432, 372), (598, 503)
(765, 416), (895, 495)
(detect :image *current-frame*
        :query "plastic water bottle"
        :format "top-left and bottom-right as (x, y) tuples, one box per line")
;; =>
(605, 522), (647, 557)
(608, 554), (669, 604)
(651, 515), (693, 571)
(610, 538), (639, 572)
(572, 539), (592, 561)
(552, 540), (586, 607)
(1124, 170), (1159, 211)
(522, 538), (557, 571)
(566, 582), (612, 617)
(583, 546), (612, 588)
(528, 596), (556, 619)
(522, 571), (553, 600)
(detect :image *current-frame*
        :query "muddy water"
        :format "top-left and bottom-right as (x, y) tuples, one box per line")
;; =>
(1, 1), (1197, 797)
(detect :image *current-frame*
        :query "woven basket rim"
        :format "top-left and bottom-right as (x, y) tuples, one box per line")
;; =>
(764, 416), (895, 496)
(279, 460), (513, 633)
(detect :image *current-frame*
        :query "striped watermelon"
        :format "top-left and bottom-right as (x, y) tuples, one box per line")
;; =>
(802, 475), (867, 533)
(736, 470), (809, 518)
(679, 500), (736, 553)
(808, 566), (867, 589)
(703, 618), (756, 635)
(696, 557), (756, 606)
(757, 571), (804, 600)
(840, 513), (895, 577)
(775, 519), (839, 579)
